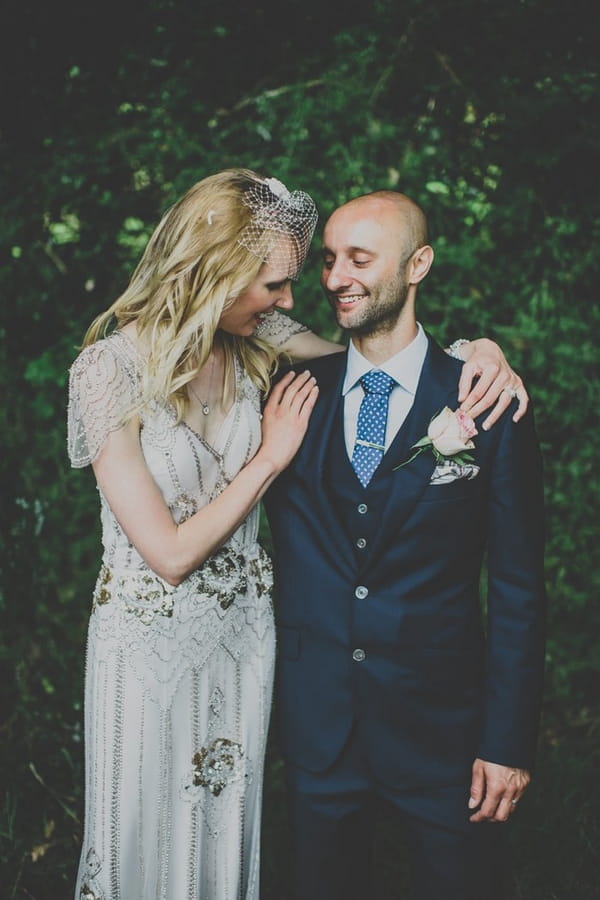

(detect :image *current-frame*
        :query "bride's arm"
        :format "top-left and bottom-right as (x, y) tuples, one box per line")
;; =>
(283, 329), (344, 360)
(91, 371), (318, 586)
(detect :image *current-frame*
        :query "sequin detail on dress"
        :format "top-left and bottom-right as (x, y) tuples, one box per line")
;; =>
(190, 738), (246, 796)
(253, 308), (309, 347)
(79, 847), (103, 899)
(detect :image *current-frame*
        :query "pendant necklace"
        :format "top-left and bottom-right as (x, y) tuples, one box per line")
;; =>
(189, 352), (216, 416)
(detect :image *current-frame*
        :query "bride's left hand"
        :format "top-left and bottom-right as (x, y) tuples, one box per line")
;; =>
(456, 338), (529, 429)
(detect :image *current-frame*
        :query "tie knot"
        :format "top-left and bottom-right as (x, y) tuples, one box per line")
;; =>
(360, 369), (395, 396)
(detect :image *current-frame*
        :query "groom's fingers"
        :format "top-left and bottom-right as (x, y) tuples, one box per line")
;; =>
(468, 760), (485, 812)
(469, 761), (531, 822)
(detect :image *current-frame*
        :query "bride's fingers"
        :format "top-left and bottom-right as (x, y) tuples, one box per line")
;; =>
(509, 382), (529, 423)
(266, 370), (296, 405)
(273, 371), (314, 407)
(296, 382), (319, 420)
(459, 365), (503, 415)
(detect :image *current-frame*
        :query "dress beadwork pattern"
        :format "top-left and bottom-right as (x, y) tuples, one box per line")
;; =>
(67, 313), (299, 899)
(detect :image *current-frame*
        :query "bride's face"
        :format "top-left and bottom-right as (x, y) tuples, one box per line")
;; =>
(218, 261), (295, 337)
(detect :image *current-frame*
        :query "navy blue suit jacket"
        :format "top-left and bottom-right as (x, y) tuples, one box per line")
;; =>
(265, 335), (546, 789)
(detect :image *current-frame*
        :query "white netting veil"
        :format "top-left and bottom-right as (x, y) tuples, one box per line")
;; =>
(237, 177), (318, 280)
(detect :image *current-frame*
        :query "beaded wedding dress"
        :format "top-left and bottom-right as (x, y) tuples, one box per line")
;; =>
(67, 313), (305, 900)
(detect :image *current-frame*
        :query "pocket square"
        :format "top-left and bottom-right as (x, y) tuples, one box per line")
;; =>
(429, 461), (480, 485)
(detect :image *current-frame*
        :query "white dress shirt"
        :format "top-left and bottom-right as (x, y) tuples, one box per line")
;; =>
(342, 323), (428, 459)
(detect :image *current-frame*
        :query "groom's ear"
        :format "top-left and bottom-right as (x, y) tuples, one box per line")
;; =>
(407, 245), (434, 284)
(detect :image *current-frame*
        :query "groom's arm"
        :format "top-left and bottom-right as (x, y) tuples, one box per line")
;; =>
(470, 400), (546, 819)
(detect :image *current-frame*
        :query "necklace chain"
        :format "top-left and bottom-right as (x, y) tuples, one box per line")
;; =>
(188, 353), (216, 416)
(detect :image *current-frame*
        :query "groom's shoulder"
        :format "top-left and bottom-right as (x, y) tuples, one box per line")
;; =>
(277, 349), (346, 382)
(424, 331), (463, 373)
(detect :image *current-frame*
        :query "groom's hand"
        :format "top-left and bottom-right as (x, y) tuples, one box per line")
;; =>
(468, 758), (531, 822)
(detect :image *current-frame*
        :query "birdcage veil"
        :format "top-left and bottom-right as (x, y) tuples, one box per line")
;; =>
(237, 177), (318, 280)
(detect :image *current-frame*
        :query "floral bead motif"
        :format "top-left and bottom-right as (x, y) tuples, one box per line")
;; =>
(190, 738), (245, 797)
(92, 566), (175, 624)
(197, 546), (248, 610)
(123, 571), (175, 624)
(171, 492), (198, 523)
(249, 554), (273, 599)
(92, 544), (272, 625)
(209, 686), (225, 716)
(93, 565), (112, 607)
(79, 847), (103, 899)
(80, 886), (101, 900)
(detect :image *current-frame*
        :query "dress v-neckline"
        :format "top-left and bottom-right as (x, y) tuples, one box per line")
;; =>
(114, 329), (241, 456)
(181, 403), (236, 459)
(182, 354), (241, 456)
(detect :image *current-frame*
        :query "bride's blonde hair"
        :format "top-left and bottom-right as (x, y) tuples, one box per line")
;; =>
(84, 169), (286, 419)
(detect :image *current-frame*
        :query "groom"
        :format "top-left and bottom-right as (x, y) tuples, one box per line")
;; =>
(265, 191), (546, 900)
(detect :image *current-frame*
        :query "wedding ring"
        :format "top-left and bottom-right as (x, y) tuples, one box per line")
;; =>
(510, 799), (518, 806)
(503, 387), (517, 399)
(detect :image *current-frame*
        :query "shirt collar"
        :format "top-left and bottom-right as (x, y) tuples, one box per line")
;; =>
(342, 322), (428, 396)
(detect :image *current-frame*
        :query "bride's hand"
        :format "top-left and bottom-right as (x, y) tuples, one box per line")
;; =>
(258, 370), (319, 473)
(456, 338), (529, 430)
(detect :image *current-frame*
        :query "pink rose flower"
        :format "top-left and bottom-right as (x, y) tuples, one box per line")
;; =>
(427, 407), (478, 457)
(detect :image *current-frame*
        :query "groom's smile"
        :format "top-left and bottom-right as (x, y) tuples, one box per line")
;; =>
(319, 198), (415, 336)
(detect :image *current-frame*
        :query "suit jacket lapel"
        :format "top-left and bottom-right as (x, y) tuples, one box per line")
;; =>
(369, 336), (462, 551)
(295, 353), (346, 476)
(293, 352), (357, 570)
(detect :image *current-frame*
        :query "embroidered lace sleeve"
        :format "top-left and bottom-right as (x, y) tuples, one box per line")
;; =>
(253, 309), (310, 348)
(67, 336), (141, 468)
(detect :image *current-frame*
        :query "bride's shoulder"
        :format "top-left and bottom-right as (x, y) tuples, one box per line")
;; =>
(70, 329), (141, 377)
(67, 331), (142, 468)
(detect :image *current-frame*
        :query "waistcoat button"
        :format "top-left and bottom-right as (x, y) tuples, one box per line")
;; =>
(357, 503), (368, 514)
(352, 648), (366, 662)
(355, 585), (369, 599)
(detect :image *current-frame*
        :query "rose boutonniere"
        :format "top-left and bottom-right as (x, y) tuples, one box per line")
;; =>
(395, 407), (478, 469)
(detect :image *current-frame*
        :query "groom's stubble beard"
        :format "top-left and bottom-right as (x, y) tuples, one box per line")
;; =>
(337, 270), (410, 338)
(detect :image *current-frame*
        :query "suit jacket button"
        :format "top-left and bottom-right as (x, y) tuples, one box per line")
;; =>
(356, 537), (367, 549)
(352, 648), (366, 662)
(357, 503), (368, 514)
(355, 585), (369, 599)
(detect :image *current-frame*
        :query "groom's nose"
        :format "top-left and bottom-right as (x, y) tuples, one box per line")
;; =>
(321, 259), (351, 293)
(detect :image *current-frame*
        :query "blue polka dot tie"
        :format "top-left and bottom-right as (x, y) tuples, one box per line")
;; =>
(351, 370), (396, 487)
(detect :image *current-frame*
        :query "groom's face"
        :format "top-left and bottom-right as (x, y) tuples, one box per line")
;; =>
(320, 198), (411, 336)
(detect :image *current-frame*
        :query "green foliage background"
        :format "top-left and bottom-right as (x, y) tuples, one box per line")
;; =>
(1, 0), (598, 896)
